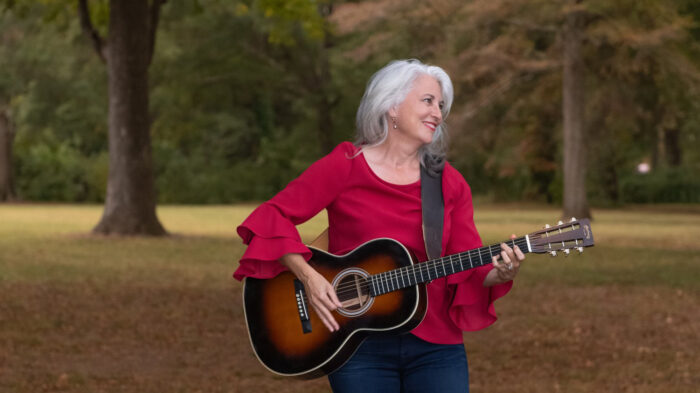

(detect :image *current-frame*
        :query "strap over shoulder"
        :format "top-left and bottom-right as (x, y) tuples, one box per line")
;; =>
(421, 164), (444, 261)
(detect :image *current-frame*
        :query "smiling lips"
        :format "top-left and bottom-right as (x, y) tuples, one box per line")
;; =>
(423, 122), (438, 131)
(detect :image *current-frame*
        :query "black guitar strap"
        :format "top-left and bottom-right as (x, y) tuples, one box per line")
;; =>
(420, 164), (444, 261)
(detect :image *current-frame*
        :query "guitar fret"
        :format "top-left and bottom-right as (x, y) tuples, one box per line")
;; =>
(369, 236), (543, 295)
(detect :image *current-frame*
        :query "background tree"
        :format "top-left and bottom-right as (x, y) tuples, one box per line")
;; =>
(0, 102), (14, 201)
(2, 0), (698, 207)
(0, 10), (20, 201)
(562, 0), (590, 219)
(78, 0), (167, 235)
(364, 0), (700, 209)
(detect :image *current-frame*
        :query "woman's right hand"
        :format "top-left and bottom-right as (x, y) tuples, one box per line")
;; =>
(280, 253), (342, 332)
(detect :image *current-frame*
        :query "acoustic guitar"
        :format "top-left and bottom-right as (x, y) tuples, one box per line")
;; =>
(242, 218), (594, 379)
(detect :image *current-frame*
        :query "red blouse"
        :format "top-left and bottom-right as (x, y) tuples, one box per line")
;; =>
(234, 142), (512, 344)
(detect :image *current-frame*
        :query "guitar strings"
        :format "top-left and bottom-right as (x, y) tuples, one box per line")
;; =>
(329, 238), (530, 300)
(331, 237), (529, 298)
(330, 224), (582, 301)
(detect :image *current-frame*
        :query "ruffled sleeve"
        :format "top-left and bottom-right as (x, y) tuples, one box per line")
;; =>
(233, 143), (355, 281)
(443, 165), (512, 331)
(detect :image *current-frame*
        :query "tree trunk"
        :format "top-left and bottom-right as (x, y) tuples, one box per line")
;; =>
(316, 87), (335, 155)
(316, 4), (335, 155)
(0, 109), (15, 201)
(562, 0), (591, 219)
(664, 127), (682, 166)
(93, 0), (166, 235)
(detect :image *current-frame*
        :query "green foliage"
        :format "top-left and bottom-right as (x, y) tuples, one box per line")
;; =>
(13, 136), (101, 201)
(2, 0), (699, 205)
(252, 0), (327, 45)
(621, 167), (700, 203)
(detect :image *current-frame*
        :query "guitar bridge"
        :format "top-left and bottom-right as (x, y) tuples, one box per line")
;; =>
(294, 279), (312, 334)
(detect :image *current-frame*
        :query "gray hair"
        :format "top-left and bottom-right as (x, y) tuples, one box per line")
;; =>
(355, 59), (454, 172)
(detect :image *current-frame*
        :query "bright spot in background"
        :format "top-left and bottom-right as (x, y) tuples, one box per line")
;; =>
(637, 162), (651, 174)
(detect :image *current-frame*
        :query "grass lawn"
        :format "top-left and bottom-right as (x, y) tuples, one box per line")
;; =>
(0, 203), (698, 392)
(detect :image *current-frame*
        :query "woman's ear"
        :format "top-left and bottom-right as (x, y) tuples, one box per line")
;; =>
(388, 106), (398, 118)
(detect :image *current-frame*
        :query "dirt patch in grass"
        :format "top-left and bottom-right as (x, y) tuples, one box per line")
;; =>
(0, 282), (328, 393)
(466, 284), (699, 393)
(1, 281), (697, 392)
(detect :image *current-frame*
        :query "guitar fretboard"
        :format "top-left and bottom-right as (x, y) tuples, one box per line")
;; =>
(368, 237), (530, 297)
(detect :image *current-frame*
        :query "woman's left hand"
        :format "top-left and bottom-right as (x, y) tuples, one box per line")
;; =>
(484, 235), (526, 286)
(493, 236), (526, 281)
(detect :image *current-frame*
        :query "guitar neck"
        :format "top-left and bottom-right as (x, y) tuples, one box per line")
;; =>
(368, 236), (531, 297)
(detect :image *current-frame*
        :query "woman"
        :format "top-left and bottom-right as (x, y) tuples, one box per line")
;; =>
(234, 59), (525, 393)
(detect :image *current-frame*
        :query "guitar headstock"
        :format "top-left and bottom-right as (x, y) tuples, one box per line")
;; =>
(527, 218), (594, 256)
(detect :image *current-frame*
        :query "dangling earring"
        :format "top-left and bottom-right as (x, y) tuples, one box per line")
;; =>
(391, 117), (398, 129)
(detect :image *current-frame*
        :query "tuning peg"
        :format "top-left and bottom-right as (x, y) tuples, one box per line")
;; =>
(545, 224), (551, 229)
(570, 217), (577, 222)
(563, 249), (570, 256)
(550, 250), (557, 257)
(577, 247), (584, 253)
(557, 220), (564, 225)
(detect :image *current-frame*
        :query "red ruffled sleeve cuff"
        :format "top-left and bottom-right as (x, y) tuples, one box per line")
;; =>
(233, 204), (312, 281)
(447, 264), (513, 331)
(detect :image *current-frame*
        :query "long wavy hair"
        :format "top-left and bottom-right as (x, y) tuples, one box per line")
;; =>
(354, 59), (454, 172)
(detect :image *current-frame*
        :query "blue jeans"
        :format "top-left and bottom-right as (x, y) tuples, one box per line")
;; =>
(328, 334), (469, 393)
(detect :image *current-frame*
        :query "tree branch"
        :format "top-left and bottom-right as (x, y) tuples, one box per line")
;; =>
(77, 0), (106, 62)
(147, 0), (167, 66)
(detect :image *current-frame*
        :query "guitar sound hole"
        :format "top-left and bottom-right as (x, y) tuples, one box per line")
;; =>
(332, 268), (374, 317)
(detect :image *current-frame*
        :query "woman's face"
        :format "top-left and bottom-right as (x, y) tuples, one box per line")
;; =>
(390, 74), (444, 147)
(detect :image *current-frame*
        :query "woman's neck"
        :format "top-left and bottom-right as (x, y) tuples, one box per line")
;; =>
(362, 137), (422, 185)
(364, 136), (421, 169)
